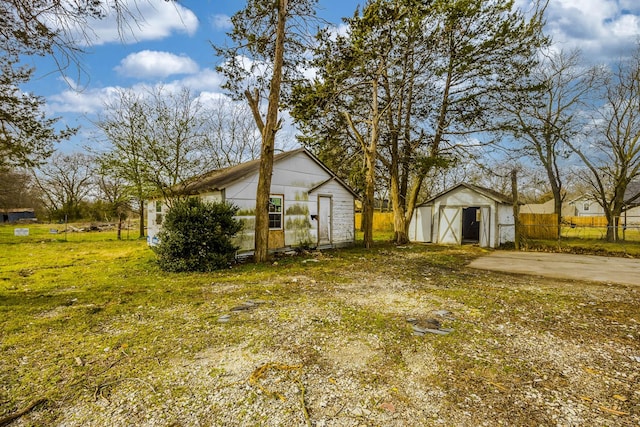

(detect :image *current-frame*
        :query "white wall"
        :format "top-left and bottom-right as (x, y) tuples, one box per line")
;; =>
(497, 205), (515, 246)
(147, 151), (355, 253)
(413, 186), (515, 248)
(311, 179), (355, 247)
(408, 206), (432, 242)
(225, 152), (355, 251)
(146, 191), (223, 246)
(569, 197), (605, 217)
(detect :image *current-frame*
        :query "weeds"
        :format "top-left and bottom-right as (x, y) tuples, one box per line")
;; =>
(1, 225), (639, 425)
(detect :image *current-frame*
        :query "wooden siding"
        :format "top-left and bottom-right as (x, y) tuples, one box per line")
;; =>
(146, 150), (355, 252)
(223, 151), (355, 252)
(312, 179), (355, 246)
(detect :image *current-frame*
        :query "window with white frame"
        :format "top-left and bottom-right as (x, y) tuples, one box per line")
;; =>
(156, 200), (163, 225)
(268, 195), (283, 229)
(583, 202), (590, 211)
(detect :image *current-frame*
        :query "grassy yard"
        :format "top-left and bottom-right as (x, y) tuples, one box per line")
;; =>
(0, 222), (142, 243)
(523, 227), (640, 258)
(1, 225), (639, 426)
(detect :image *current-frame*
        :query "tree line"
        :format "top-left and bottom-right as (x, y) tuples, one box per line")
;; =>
(1, 0), (640, 257)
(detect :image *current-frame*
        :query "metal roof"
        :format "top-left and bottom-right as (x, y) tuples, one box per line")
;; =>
(420, 182), (514, 206)
(175, 148), (358, 198)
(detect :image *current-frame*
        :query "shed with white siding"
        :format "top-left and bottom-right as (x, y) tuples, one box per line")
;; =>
(408, 183), (515, 248)
(147, 148), (357, 254)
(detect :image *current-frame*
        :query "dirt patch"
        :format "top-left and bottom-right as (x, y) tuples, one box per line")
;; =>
(4, 245), (640, 426)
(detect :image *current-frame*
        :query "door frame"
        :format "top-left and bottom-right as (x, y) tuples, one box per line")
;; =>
(317, 195), (332, 245)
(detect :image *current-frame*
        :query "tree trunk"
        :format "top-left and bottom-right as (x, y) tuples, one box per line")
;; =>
(253, 0), (287, 263)
(511, 169), (521, 250)
(605, 211), (616, 241)
(553, 191), (562, 238)
(117, 215), (123, 240)
(390, 168), (408, 244)
(363, 78), (381, 249)
(404, 171), (427, 237)
(542, 156), (563, 239)
(138, 200), (145, 238)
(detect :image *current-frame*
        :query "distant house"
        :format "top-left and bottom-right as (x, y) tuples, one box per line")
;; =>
(625, 181), (640, 208)
(408, 183), (516, 248)
(521, 198), (574, 218)
(564, 185), (640, 224)
(624, 181), (640, 224)
(0, 208), (36, 223)
(147, 148), (357, 254)
(566, 196), (605, 217)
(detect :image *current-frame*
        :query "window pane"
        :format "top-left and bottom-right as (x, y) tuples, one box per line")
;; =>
(269, 196), (283, 229)
(269, 213), (281, 229)
(269, 197), (282, 213)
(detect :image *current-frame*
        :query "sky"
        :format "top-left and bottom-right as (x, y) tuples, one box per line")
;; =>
(23, 0), (640, 154)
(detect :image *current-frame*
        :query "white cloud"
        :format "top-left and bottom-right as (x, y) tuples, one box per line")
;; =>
(47, 68), (225, 115)
(211, 14), (232, 31)
(608, 14), (640, 38)
(71, 0), (199, 46)
(115, 50), (199, 78)
(173, 69), (225, 92)
(48, 85), (126, 115)
(519, 0), (640, 63)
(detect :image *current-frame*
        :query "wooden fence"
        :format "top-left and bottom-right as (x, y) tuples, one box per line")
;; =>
(563, 216), (608, 227)
(354, 212), (394, 231)
(356, 211), (562, 239)
(354, 211), (640, 242)
(519, 213), (559, 240)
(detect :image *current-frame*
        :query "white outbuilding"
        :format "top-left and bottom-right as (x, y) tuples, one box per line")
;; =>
(147, 148), (357, 255)
(409, 183), (516, 248)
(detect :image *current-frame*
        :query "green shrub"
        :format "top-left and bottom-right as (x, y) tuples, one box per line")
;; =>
(154, 198), (243, 272)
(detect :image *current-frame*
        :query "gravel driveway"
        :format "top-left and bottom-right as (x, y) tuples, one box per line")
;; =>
(468, 251), (640, 286)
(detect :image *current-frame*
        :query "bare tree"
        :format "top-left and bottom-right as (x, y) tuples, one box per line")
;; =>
(200, 98), (261, 169)
(568, 48), (640, 241)
(33, 152), (96, 221)
(141, 86), (213, 199)
(95, 165), (131, 239)
(96, 89), (153, 237)
(501, 49), (602, 235)
(0, 169), (42, 210)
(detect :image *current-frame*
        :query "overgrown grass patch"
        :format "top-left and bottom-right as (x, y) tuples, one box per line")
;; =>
(1, 230), (639, 425)
(524, 236), (640, 257)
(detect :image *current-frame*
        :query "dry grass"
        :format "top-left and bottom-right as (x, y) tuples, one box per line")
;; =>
(1, 230), (639, 426)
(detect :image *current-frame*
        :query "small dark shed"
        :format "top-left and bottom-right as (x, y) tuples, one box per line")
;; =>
(0, 208), (36, 223)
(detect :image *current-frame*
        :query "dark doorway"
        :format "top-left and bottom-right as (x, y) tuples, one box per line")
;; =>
(462, 207), (480, 243)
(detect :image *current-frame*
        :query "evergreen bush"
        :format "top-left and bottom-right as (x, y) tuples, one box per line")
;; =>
(154, 198), (243, 272)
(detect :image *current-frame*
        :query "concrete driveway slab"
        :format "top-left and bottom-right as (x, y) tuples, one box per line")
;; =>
(468, 251), (640, 286)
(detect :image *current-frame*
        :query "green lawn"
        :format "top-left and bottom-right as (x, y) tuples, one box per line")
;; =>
(0, 222), (142, 243)
(1, 224), (638, 425)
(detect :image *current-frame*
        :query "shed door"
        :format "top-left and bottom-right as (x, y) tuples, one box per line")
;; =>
(480, 206), (491, 247)
(409, 206), (432, 242)
(318, 196), (332, 245)
(438, 207), (461, 244)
